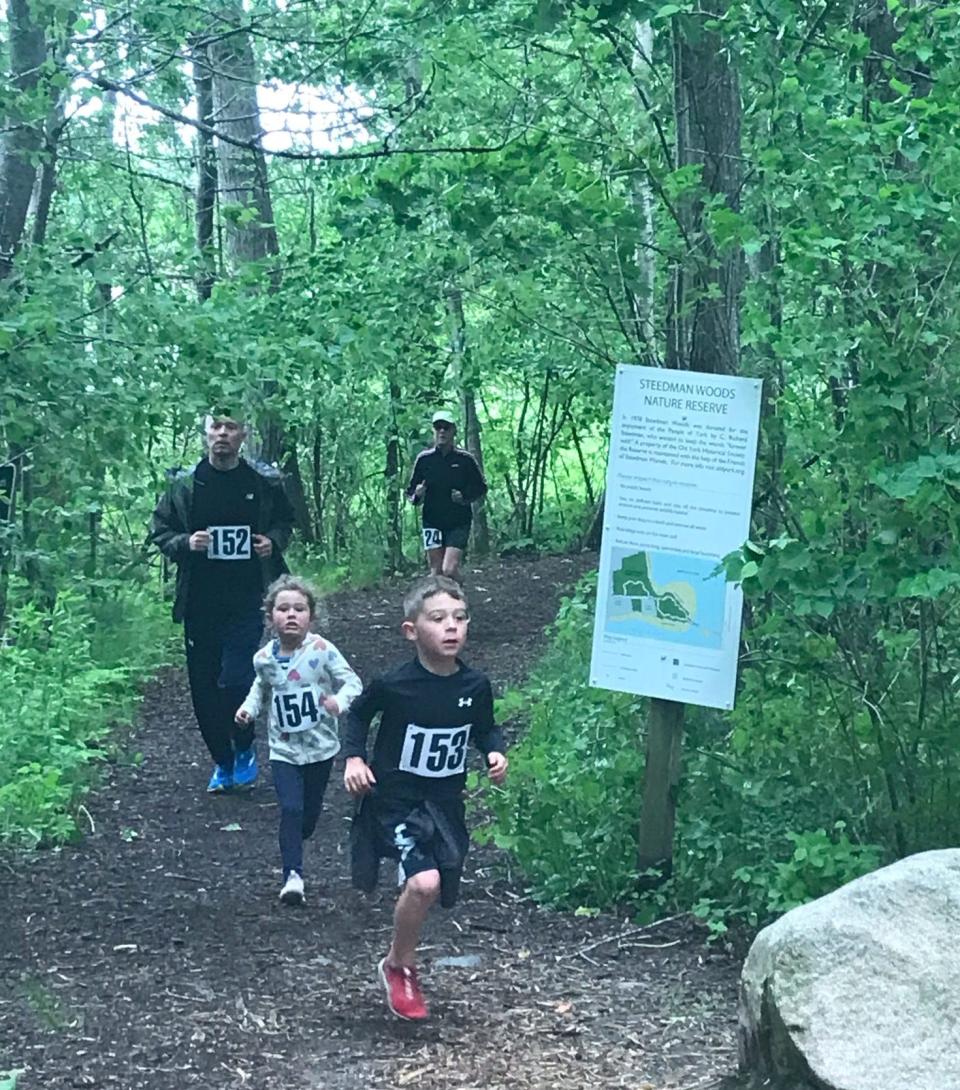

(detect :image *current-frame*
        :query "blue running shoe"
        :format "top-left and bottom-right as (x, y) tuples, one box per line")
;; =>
(233, 746), (258, 789)
(207, 763), (234, 793)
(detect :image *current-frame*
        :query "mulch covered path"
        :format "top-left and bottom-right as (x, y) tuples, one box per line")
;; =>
(0, 554), (741, 1090)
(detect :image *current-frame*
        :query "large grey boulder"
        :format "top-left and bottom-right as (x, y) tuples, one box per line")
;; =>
(738, 849), (960, 1090)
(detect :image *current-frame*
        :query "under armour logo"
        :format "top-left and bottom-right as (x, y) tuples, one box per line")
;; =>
(458, 697), (472, 708)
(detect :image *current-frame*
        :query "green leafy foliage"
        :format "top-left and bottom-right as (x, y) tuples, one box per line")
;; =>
(0, 589), (176, 847)
(483, 577), (888, 933)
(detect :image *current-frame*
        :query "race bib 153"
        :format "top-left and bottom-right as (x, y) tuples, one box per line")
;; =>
(207, 525), (252, 560)
(399, 722), (471, 777)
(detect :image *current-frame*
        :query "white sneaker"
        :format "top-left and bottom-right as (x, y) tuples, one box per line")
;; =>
(279, 871), (305, 906)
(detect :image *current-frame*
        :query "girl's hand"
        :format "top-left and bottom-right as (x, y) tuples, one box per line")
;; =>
(344, 757), (376, 797)
(322, 695), (340, 716)
(235, 708), (253, 725)
(486, 751), (508, 785)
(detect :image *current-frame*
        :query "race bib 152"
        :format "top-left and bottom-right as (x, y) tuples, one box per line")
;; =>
(399, 723), (471, 777)
(207, 525), (252, 560)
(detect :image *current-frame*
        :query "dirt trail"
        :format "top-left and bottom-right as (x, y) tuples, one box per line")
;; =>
(0, 554), (739, 1089)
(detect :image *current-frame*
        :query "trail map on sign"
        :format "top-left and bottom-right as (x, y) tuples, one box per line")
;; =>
(605, 549), (724, 650)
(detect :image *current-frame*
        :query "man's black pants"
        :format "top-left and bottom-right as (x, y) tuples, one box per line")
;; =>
(184, 607), (262, 769)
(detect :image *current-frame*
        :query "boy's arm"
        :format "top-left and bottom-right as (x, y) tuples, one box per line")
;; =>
(472, 678), (506, 781)
(323, 642), (363, 714)
(342, 678), (384, 795)
(341, 677), (383, 759)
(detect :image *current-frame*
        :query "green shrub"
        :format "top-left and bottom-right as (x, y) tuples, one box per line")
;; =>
(481, 573), (887, 933)
(0, 588), (176, 847)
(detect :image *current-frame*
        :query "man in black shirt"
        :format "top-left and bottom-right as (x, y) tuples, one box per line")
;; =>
(406, 410), (487, 583)
(151, 412), (295, 793)
(343, 575), (507, 1021)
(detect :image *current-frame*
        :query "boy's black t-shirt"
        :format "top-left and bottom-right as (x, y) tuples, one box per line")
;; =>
(342, 658), (505, 801)
(188, 459), (263, 611)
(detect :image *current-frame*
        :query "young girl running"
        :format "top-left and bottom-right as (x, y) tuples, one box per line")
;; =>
(235, 575), (362, 905)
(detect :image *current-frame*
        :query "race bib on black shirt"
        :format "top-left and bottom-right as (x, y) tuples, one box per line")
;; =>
(398, 723), (471, 777)
(207, 524), (252, 560)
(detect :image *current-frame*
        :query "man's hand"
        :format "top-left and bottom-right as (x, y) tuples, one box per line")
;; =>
(189, 530), (211, 552)
(252, 534), (273, 558)
(451, 489), (465, 504)
(235, 708), (253, 725)
(413, 481), (427, 501)
(486, 751), (508, 785)
(344, 756), (377, 797)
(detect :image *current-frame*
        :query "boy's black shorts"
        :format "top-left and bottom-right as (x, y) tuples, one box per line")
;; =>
(350, 794), (470, 908)
(422, 522), (471, 551)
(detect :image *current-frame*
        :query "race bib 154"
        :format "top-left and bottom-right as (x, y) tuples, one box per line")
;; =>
(399, 723), (471, 777)
(273, 685), (327, 733)
(207, 525), (252, 560)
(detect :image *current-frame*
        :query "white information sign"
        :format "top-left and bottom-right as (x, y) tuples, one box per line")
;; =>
(590, 365), (762, 710)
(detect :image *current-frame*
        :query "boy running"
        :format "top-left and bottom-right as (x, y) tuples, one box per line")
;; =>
(343, 575), (508, 1021)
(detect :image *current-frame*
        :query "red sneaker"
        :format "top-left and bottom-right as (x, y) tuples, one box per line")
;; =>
(378, 957), (429, 1020)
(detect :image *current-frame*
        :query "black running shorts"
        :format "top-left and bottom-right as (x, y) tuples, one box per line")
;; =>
(352, 795), (470, 907)
(421, 522), (471, 552)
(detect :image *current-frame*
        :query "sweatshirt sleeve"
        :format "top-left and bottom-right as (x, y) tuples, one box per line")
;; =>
(405, 452), (426, 505)
(239, 665), (269, 721)
(342, 676), (386, 760)
(149, 486), (191, 559)
(461, 452), (488, 505)
(324, 641), (363, 715)
(471, 677), (504, 758)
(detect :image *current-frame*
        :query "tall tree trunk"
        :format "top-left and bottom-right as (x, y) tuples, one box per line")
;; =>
(630, 20), (659, 352)
(193, 42), (218, 302)
(384, 370), (403, 573)
(209, 3), (284, 466)
(445, 285), (490, 555)
(637, 5), (743, 878)
(208, 8), (280, 271)
(30, 97), (66, 247)
(206, 5), (314, 547)
(0, 0), (48, 281)
(281, 444), (314, 542)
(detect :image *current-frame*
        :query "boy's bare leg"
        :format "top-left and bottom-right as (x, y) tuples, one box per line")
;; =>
(440, 547), (464, 583)
(386, 870), (441, 967)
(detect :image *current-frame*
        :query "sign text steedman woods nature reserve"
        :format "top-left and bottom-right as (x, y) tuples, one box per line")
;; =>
(590, 365), (762, 710)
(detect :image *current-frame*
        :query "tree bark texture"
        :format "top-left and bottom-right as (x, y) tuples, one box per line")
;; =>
(446, 286), (490, 556)
(0, 0), (48, 281)
(208, 6), (280, 271)
(193, 42), (218, 302)
(668, 7), (743, 376)
(638, 6), (744, 880)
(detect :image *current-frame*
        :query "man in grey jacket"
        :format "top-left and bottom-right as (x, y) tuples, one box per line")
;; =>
(151, 411), (295, 793)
